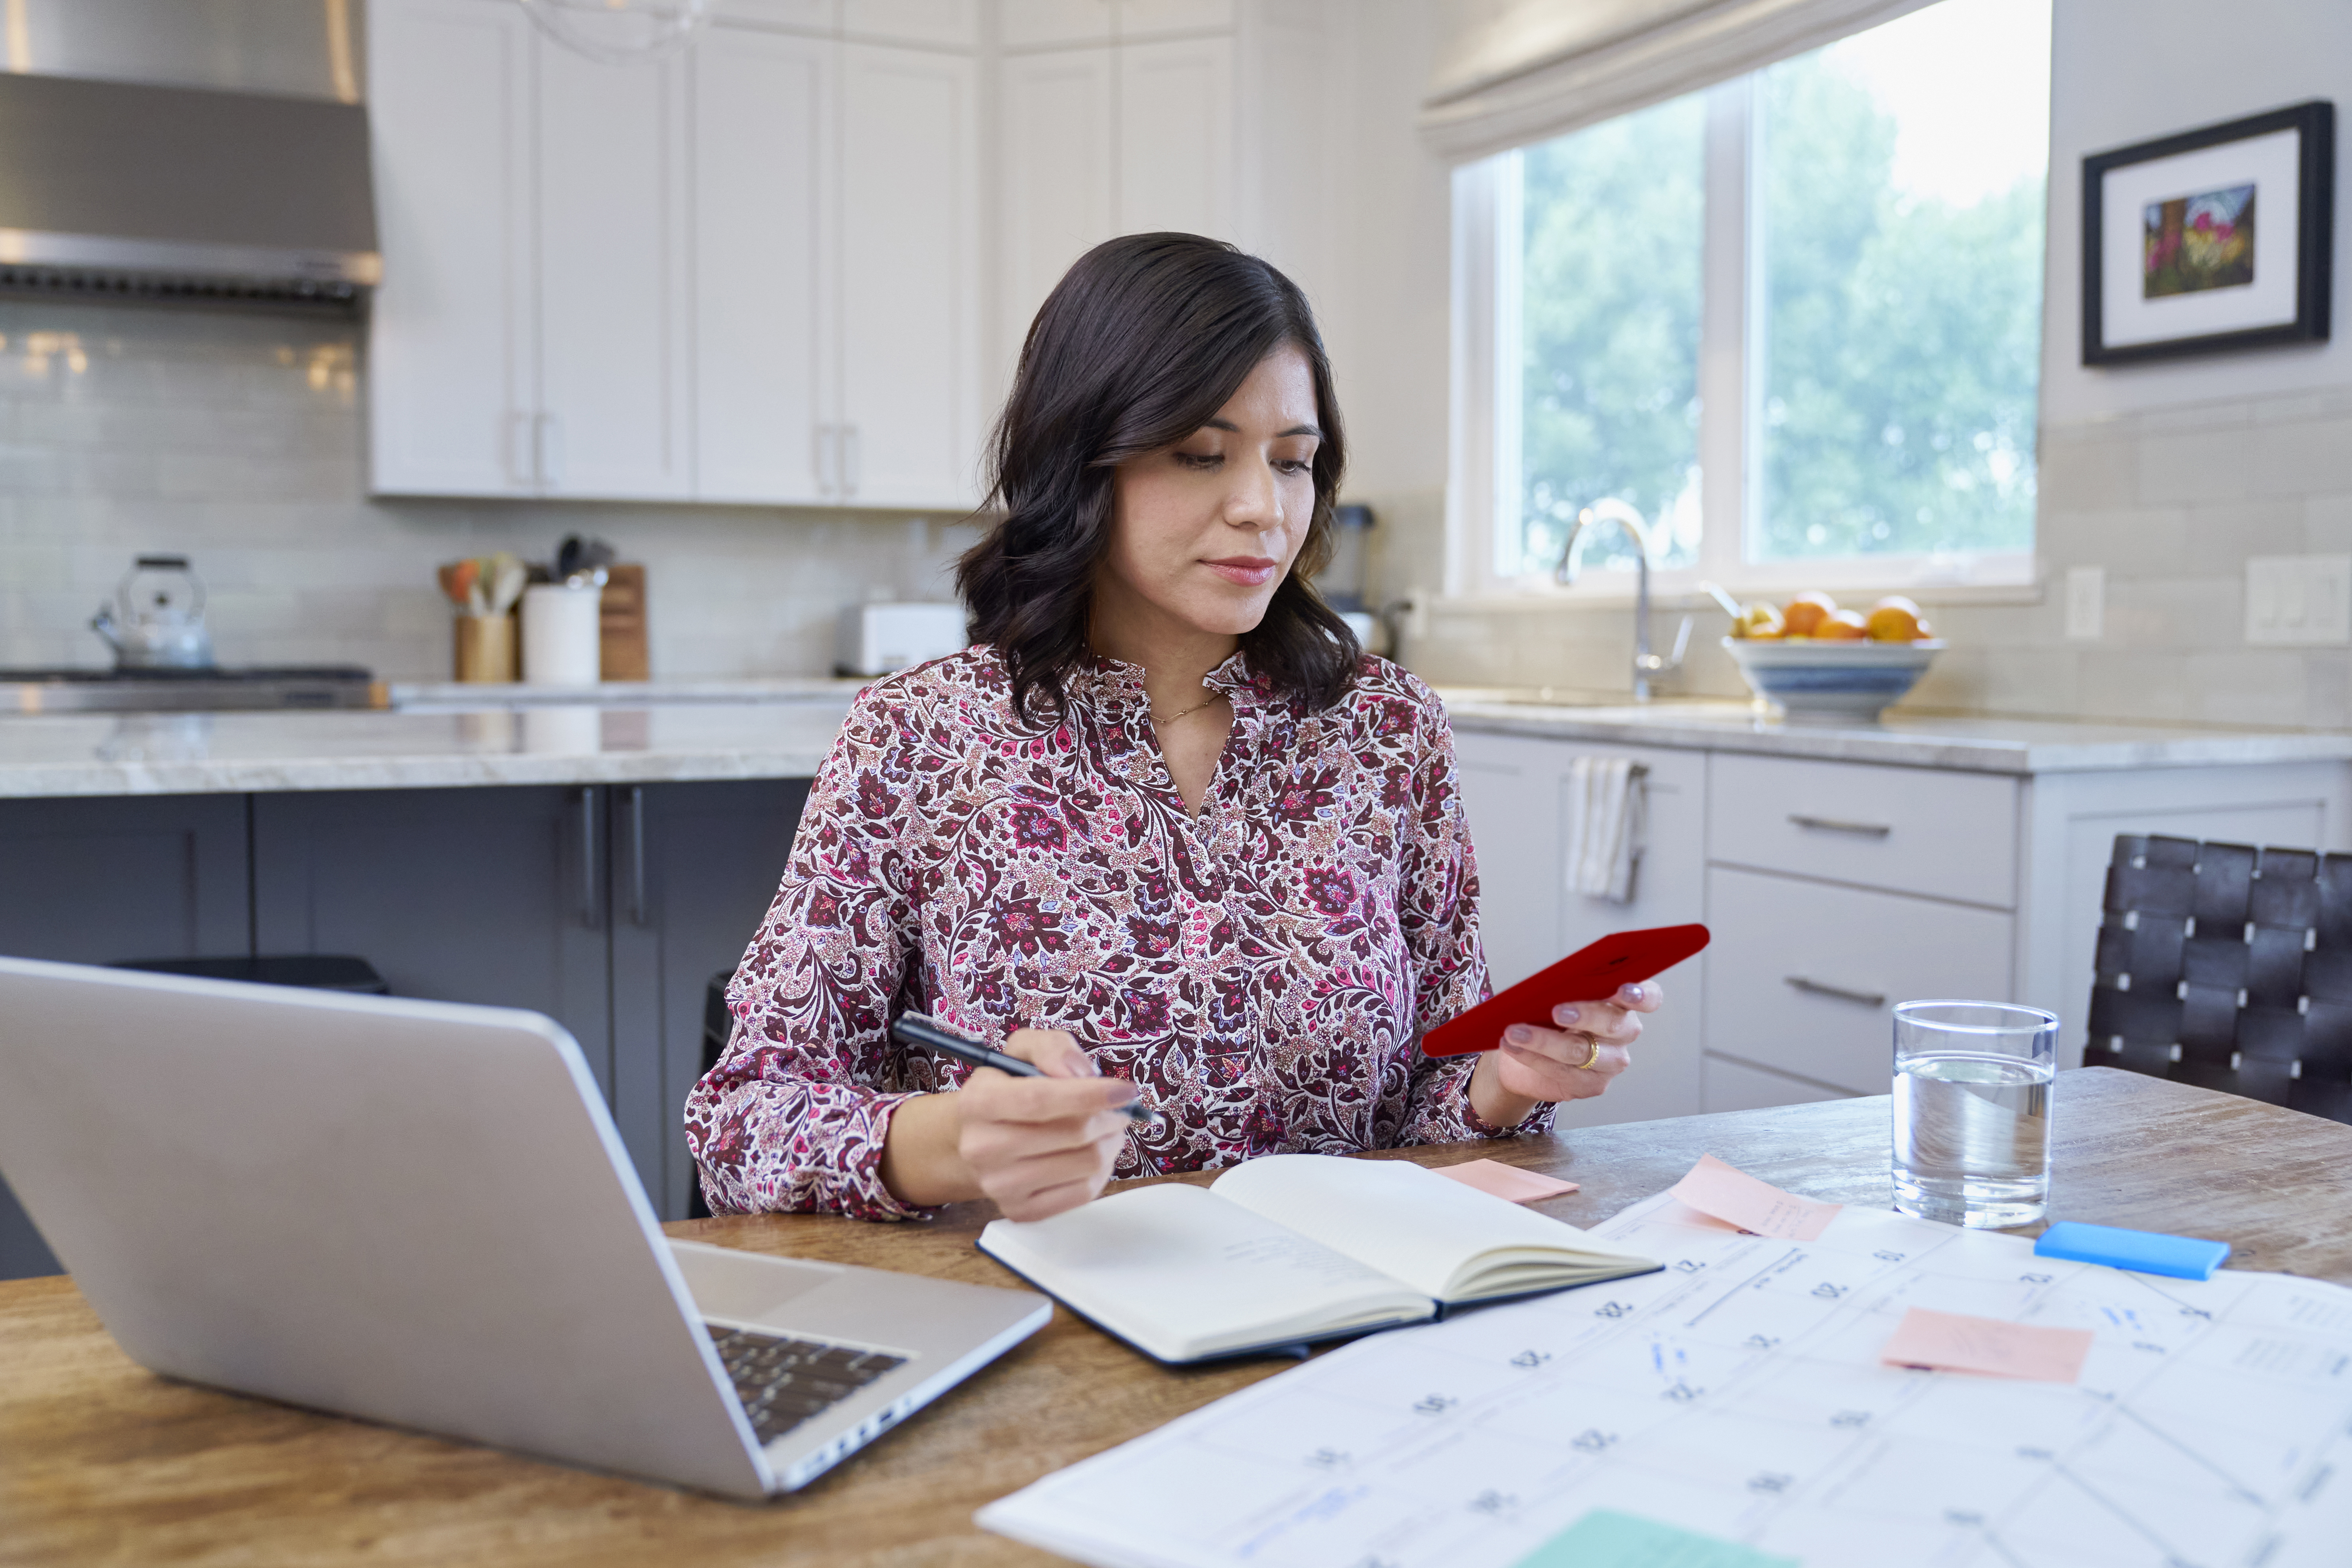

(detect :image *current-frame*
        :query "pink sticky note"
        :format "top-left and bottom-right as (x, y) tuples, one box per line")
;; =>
(1666, 1154), (1840, 1241)
(1879, 1307), (2093, 1383)
(1432, 1159), (1579, 1203)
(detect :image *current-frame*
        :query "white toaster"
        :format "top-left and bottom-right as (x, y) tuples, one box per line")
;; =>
(834, 602), (969, 677)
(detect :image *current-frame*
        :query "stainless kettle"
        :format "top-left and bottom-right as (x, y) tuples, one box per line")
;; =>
(91, 555), (216, 670)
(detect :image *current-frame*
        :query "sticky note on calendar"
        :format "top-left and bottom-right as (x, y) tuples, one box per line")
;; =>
(1667, 1154), (1840, 1241)
(1878, 1306), (2093, 1383)
(1511, 1508), (1796, 1567)
(1431, 1158), (1578, 1203)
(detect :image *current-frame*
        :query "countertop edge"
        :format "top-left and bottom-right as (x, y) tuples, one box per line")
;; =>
(0, 750), (842, 798)
(1441, 705), (2352, 775)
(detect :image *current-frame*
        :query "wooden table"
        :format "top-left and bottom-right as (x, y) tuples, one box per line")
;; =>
(5, 1068), (2349, 1566)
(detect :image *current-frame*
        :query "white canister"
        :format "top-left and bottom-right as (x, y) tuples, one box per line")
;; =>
(521, 583), (602, 686)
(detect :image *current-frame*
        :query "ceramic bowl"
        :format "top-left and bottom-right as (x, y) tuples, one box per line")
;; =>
(1721, 636), (1944, 723)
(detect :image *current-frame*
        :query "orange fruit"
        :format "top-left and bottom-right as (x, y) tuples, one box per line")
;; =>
(1817, 609), (1869, 640)
(1865, 596), (1924, 642)
(1780, 591), (1836, 638)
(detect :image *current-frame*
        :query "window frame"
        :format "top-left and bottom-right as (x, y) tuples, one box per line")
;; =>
(1446, 73), (2040, 608)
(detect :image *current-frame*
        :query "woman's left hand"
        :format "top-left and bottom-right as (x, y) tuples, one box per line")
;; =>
(1468, 981), (1663, 1125)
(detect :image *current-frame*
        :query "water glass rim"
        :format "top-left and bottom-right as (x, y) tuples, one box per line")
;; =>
(1893, 998), (2060, 1035)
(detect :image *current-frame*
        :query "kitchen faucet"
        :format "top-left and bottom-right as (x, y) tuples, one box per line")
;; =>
(1554, 499), (1691, 702)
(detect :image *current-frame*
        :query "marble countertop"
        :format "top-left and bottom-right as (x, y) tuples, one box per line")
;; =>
(386, 677), (871, 709)
(1435, 690), (2352, 774)
(4, 678), (2348, 798)
(0, 696), (860, 797)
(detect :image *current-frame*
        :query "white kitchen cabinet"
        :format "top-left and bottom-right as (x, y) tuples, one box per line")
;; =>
(1455, 710), (2352, 1118)
(842, 0), (980, 48)
(690, 28), (835, 504)
(691, 28), (981, 509)
(1708, 753), (2019, 909)
(1702, 864), (2013, 1096)
(1002, 0), (1114, 49)
(534, 46), (693, 500)
(996, 46), (1116, 381)
(1116, 36), (1233, 238)
(367, 0), (534, 495)
(372, 1), (985, 509)
(371, 0), (689, 500)
(990, 12), (1243, 391)
(1705, 1053), (1861, 1115)
(714, 0), (840, 32)
(716, 0), (977, 46)
(838, 43), (983, 507)
(1452, 730), (1710, 1128)
(1120, 0), (1236, 36)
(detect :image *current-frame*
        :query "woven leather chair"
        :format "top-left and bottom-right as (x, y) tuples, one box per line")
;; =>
(2088, 833), (2352, 1124)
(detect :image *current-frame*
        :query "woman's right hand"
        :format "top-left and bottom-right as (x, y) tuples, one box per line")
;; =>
(881, 1028), (1140, 1217)
(954, 1029), (1139, 1221)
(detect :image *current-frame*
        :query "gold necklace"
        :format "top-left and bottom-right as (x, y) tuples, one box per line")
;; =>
(1150, 692), (1224, 726)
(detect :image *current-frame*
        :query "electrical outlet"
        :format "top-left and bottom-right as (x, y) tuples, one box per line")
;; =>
(2064, 566), (2104, 641)
(2246, 555), (2352, 646)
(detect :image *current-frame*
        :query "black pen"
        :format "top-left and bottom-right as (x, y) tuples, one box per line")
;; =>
(891, 1012), (1159, 1125)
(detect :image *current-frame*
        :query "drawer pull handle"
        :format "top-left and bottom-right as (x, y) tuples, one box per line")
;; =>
(1788, 813), (1891, 838)
(1784, 975), (1887, 1008)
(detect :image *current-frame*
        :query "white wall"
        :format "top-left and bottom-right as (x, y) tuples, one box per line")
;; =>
(2041, 0), (2352, 424)
(1356, 0), (2352, 730)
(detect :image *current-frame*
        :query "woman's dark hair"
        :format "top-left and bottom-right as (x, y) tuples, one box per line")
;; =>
(958, 233), (1356, 724)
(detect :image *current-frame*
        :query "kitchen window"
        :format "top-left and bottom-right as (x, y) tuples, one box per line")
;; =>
(1452, 0), (2052, 600)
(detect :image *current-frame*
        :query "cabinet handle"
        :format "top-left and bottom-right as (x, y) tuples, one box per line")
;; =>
(1788, 813), (1891, 838)
(814, 424), (834, 495)
(536, 413), (566, 488)
(623, 785), (649, 927)
(1784, 975), (1887, 1008)
(573, 786), (599, 929)
(842, 424), (860, 497)
(509, 412), (537, 487)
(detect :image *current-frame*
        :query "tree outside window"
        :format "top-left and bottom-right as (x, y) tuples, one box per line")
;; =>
(1494, 0), (2050, 590)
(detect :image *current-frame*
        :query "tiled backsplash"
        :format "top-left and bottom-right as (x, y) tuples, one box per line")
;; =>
(1380, 389), (2352, 732)
(0, 299), (975, 680)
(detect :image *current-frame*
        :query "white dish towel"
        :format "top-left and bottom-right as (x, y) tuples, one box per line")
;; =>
(1565, 756), (1647, 904)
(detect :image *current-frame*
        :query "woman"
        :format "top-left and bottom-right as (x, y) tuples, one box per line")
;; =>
(685, 233), (1659, 1223)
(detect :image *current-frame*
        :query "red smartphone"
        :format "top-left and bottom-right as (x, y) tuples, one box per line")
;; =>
(1420, 923), (1710, 1057)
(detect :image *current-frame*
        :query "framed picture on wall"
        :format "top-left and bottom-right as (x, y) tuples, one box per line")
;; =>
(2082, 100), (2334, 366)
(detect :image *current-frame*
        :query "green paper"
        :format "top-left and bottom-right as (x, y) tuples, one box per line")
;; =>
(1512, 1509), (1797, 1568)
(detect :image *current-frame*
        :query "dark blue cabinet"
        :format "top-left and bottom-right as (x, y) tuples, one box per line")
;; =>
(0, 779), (809, 1280)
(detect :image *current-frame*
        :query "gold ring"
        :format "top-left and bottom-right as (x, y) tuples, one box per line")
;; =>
(1577, 1035), (1602, 1071)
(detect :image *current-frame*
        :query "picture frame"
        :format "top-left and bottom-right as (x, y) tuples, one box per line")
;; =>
(2082, 100), (2334, 367)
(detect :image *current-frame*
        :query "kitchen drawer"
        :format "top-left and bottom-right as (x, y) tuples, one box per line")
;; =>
(1708, 753), (2019, 907)
(1703, 1053), (1859, 1114)
(1703, 865), (2014, 1095)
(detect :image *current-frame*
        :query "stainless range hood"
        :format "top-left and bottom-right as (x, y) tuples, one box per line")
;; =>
(0, 1), (377, 311)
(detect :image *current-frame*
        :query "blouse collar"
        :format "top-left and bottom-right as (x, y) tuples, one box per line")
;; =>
(1065, 649), (1273, 716)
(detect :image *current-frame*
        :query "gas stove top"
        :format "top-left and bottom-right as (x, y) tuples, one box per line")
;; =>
(0, 666), (384, 714)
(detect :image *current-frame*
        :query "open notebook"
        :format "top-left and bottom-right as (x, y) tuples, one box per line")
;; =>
(976, 1155), (1660, 1364)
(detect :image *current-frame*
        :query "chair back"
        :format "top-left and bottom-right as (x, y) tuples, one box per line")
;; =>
(2090, 833), (2352, 1123)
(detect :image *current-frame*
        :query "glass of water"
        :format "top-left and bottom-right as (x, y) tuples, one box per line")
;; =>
(1891, 1000), (2058, 1229)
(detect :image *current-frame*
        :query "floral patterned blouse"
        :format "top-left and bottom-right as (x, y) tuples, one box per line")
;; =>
(684, 644), (1544, 1220)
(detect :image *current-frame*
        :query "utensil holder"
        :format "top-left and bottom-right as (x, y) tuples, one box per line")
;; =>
(522, 583), (602, 686)
(452, 614), (518, 683)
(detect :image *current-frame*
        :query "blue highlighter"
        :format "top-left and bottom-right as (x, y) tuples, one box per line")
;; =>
(2034, 1221), (2231, 1281)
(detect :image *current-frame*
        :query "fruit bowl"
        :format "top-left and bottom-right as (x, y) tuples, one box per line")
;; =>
(1721, 637), (1944, 723)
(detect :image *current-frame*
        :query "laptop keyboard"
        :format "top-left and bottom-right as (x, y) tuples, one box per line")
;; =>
(704, 1325), (907, 1445)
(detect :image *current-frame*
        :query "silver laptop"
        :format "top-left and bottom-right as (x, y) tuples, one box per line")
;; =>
(0, 955), (1049, 1500)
